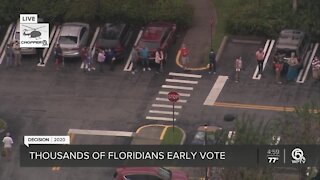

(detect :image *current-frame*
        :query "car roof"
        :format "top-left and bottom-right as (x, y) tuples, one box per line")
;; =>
(276, 29), (306, 50)
(117, 167), (159, 175)
(60, 22), (88, 36)
(102, 23), (126, 39)
(141, 22), (173, 41)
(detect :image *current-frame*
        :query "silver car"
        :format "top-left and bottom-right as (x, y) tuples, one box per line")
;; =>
(57, 22), (90, 58)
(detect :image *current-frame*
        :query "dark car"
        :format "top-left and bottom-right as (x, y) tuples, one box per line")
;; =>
(191, 126), (223, 145)
(95, 23), (133, 61)
(136, 22), (176, 60)
(113, 167), (188, 180)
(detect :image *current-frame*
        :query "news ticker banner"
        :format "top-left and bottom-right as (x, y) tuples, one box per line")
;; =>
(20, 145), (320, 167)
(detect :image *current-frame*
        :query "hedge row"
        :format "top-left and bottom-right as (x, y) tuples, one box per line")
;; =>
(225, 0), (320, 41)
(0, 0), (194, 28)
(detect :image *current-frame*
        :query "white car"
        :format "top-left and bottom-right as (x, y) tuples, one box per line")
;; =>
(57, 22), (90, 58)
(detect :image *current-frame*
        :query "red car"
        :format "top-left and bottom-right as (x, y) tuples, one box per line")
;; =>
(113, 167), (188, 180)
(136, 22), (176, 60)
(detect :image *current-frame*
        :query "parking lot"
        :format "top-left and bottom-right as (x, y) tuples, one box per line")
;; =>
(0, 21), (320, 179)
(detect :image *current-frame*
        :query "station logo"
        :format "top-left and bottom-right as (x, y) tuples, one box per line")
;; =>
(19, 14), (49, 48)
(291, 148), (306, 164)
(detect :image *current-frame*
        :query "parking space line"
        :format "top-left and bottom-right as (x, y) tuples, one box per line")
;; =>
(80, 27), (100, 69)
(203, 76), (228, 106)
(0, 23), (15, 64)
(165, 78), (198, 84)
(152, 104), (182, 109)
(169, 72), (202, 78)
(156, 97), (187, 103)
(67, 129), (134, 137)
(123, 30), (143, 71)
(43, 26), (61, 66)
(213, 102), (295, 112)
(161, 85), (193, 91)
(149, 110), (179, 115)
(146, 116), (176, 121)
(297, 43), (319, 83)
(159, 91), (190, 97)
(252, 39), (275, 80)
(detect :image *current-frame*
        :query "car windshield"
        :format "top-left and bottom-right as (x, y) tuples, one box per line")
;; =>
(139, 40), (160, 49)
(59, 36), (78, 44)
(276, 48), (296, 58)
(101, 25), (123, 40)
(157, 167), (171, 180)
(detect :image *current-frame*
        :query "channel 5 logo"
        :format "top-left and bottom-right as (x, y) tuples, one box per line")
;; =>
(291, 148), (306, 164)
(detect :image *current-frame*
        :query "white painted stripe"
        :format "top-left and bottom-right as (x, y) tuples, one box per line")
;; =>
(169, 72), (202, 78)
(159, 91), (190, 97)
(296, 49), (312, 83)
(297, 43), (319, 83)
(156, 97), (187, 103)
(43, 26), (61, 66)
(152, 104), (182, 109)
(161, 85), (193, 91)
(124, 30), (143, 71)
(165, 79), (198, 84)
(252, 39), (275, 80)
(68, 129), (134, 137)
(146, 116), (176, 121)
(37, 25), (58, 66)
(203, 75), (228, 105)
(149, 110), (179, 115)
(0, 23), (15, 64)
(81, 27), (100, 69)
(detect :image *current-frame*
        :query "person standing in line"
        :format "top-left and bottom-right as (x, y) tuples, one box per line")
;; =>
(273, 54), (282, 84)
(208, 49), (216, 74)
(140, 46), (151, 71)
(5, 43), (14, 68)
(180, 43), (189, 70)
(81, 47), (89, 72)
(97, 49), (105, 73)
(106, 48), (116, 71)
(155, 48), (164, 74)
(235, 56), (242, 83)
(2, 132), (13, 159)
(87, 49), (96, 71)
(255, 48), (265, 76)
(54, 44), (63, 70)
(286, 52), (299, 81)
(312, 56), (320, 80)
(131, 46), (139, 75)
(36, 48), (44, 64)
(13, 41), (21, 67)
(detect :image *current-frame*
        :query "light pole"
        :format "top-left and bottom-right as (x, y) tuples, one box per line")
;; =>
(204, 124), (208, 180)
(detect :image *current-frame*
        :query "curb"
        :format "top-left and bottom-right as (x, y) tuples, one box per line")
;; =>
(136, 124), (186, 145)
(216, 36), (228, 62)
(135, 124), (167, 134)
(175, 50), (209, 71)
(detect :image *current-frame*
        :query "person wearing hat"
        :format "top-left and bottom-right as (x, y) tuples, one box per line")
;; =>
(5, 43), (14, 68)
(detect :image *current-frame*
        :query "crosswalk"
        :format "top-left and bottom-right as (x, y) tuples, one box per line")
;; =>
(146, 72), (202, 122)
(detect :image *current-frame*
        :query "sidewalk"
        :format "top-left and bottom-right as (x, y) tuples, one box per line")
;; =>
(180, 0), (216, 69)
(132, 125), (205, 179)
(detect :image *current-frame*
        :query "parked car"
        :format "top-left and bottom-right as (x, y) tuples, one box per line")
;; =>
(136, 22), (176, 60)
(13, 18), (43, 55)
(273, 29), (310, 73)
(95, 23), (133, 61)
(191, 126), (223, 145)
(57, 22), (90, 58)
(113, 167), (188, 180)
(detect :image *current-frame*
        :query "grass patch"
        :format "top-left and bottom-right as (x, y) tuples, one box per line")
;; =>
(211, 0), (238, 52)
(161, 127), (183, 145)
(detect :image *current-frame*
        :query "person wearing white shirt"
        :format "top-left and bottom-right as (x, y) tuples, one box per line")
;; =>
(2, 132), (13, 158)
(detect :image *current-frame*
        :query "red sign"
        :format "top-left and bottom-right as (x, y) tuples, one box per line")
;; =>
(168, 91), (180, 102)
